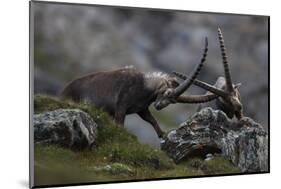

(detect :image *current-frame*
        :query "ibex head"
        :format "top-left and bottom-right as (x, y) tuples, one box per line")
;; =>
(153, 75), (179, 110)
(215, 76), (243, 119)
(173, 28), (243, 119)
(153, 38), (218, 110)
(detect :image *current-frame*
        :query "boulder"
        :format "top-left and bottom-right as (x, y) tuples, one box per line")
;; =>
(161, 108), (268, 173)
(34, 109), (98, 150)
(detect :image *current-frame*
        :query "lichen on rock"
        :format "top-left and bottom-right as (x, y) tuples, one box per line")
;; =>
(34, 109), (98, 150)
(161, 108), (268, 173)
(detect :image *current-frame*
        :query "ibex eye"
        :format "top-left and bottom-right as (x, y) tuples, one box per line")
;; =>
(164, 89), (174, 97)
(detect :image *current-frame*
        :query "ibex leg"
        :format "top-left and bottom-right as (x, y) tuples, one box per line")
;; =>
(138, 109), (164, 138)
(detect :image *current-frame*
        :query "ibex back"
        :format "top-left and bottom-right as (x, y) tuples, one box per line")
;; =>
(61, 38), (217, 138)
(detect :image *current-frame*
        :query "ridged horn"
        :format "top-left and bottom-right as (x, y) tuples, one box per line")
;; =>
(172, 37), (208, 97)
(173, 71), (228, 98)
(218, 27), (234, 92)
(193, 79), (228, 97)
(176, 94), (218, 103)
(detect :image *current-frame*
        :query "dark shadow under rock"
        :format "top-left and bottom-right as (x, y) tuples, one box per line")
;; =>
(161, 107), (268, 173)
(34, 109), (98, 150)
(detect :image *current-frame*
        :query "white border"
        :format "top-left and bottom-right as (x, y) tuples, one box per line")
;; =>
(1, 0), (279, 188)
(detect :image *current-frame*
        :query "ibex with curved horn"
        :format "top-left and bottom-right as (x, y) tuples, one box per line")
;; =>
(173, 28), (243, 120)
(61, 38), (217, 138)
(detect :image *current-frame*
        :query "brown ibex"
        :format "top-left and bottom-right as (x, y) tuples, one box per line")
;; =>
(173, 28), (243, 120)
(61, 38), (217, 138)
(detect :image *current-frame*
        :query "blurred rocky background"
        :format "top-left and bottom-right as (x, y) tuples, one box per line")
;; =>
(33, 2), (268, 147)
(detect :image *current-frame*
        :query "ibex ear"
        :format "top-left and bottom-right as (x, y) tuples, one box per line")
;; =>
(234, 83), (242, 89)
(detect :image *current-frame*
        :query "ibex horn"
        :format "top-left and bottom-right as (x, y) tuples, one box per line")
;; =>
(176, 93), (218, 103)
(218, 27), (234, 92)
(173, 37), (208, 97)
(173, 71), (229, 98)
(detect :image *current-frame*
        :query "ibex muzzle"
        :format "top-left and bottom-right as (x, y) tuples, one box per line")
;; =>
(61, 37), (216, 138)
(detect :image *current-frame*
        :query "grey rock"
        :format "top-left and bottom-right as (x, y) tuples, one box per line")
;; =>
(161, 108), (268, 173)
(204, 153), (213, 161)
(34, 109), (98, 150)
(92, 163), (133, 174)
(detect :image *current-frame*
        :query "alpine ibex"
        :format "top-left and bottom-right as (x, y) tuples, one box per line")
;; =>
(61, 38), (217, 138)
(173, 28), (243, 120)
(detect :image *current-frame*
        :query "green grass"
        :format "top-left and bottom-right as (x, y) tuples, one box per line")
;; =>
(186, 157), (240, 175)
(33, 95), (240, 186)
